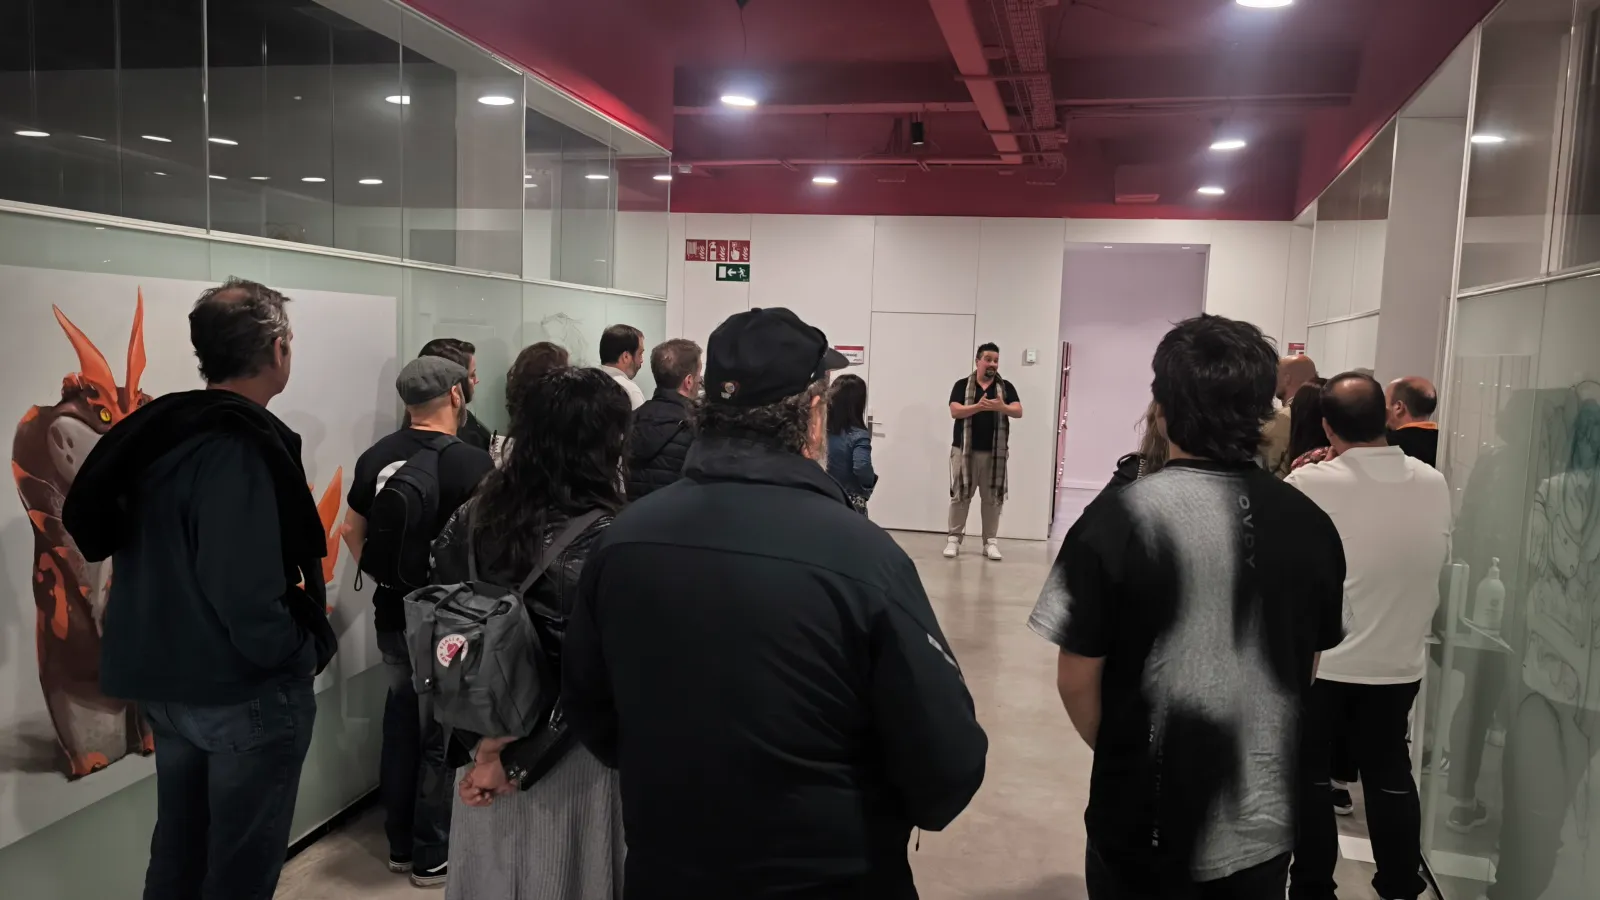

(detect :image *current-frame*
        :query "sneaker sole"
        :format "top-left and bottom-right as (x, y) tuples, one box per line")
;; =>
(1446, 817), (1487, 834)
(1334, 806), (1354, 816)
(388, 861), (413, 874)
(410, 873), (447, 888)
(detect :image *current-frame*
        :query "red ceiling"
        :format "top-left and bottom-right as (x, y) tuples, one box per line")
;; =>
(406, 0), (1499, 221)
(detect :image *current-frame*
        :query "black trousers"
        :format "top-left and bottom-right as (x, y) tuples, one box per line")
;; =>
(1291, 679), (1425, 900)
(142, 678), (316, 900)
(378, 629), (453, 870)
(1086, 844), (1290, 900)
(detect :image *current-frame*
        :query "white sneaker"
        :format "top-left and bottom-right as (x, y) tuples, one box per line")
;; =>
(984, 540), (1003, 561)
(942, 538), (960, 559)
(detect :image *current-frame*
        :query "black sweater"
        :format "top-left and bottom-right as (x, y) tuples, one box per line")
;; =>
(64, 390), (337, 704)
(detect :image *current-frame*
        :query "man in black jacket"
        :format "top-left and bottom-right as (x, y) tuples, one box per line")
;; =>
(566, 307), (988, 900)
(63, 278), (336, 900)
(624, 338), (701, 500)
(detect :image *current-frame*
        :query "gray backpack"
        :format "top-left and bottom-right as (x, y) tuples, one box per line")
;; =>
(402, 509), (605, 740)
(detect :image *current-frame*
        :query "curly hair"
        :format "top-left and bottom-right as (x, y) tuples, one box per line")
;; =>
(1151, 314), (1278, 464)
(504, 342), (570, 422)
(471, 367), (628, 573)
(700, 379), (828, 456)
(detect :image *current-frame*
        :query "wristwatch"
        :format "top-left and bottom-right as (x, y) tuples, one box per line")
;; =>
(503, 759), (529, 789)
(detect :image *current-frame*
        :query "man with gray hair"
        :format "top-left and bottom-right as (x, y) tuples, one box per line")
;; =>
(566, 308), (988, 898)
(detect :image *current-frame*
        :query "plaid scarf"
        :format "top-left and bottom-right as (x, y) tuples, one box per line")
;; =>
(953, 372), (1010, 502)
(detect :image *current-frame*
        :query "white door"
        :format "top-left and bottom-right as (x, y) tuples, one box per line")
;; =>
(866, 312), (976, 532)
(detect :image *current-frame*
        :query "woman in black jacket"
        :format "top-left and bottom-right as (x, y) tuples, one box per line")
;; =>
(430, 366), (629, 900)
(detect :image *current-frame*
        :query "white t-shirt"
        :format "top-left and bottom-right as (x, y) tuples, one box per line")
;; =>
(601, 365), (645, 410)
(1285, 446), (1451, 684)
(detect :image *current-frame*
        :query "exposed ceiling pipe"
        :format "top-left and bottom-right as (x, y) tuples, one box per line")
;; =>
(993, 0), (1064, 167)
(926, 0), (1023, 164)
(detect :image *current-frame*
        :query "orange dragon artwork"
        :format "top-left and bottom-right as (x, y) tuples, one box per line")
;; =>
(10, 289), (348, 779)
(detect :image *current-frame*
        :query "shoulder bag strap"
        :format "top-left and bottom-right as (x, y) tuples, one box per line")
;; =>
(514, 509), (607, 595)
(465, 501), (480, 583)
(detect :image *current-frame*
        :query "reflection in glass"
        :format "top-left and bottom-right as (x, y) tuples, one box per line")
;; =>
(1559, 2), (1600, 270)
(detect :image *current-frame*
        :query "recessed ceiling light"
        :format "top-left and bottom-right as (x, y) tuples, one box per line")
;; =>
(1197, 185), (1226, 196)
(250, 176), (270, 180)
(477, 95), (515, 106)
(208, 174), (227, 180)
(653, 174), (673, 182)
(79, 134), (105, 142)
(1236, 0), (1293, 7)
(385, 95), (411, 105)
(1103, 245), (1114, 249)
(15, 129), (49, 138)
(141, 134), (172, 143)
(358, 178), (383, 185)
(1210, 138), (1247, 151)
(208, 137), (238, 146)
(585, 173), (610, 180)
(151, 171), (168, 176)
(525, 183), (538, 189)
(302, 176), (326, 183)
(720, 94), (758, 108)
(812, 174), (839, 185)
(1181, 246), (1192, 250)
(1471, 133), (1506, 144)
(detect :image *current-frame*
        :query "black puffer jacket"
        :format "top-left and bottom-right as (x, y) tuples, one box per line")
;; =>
(430, 500), (611, 778)
(625, 388), (695, 501)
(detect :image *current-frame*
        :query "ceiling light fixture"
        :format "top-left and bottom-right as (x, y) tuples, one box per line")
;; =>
(585, 173), (610, 180)
(1210, 138), (1247, 151)
(384, 95), (411, 105)
(653, 173), (673, 182)
(151, 171), (168, 176)
(525, 182), (538, 189)
(1471, 133), (1506, 144)
(208, 136), (238, 146)
(358, 178), (384, 185)
(302, 176), (326, 183)
(208, 174), (227, 180)
(15, 129), (49, 138)
(250, 176), (270, 181)
(141, 134), (172, 143)
(1197, 185), (1227, 196)
(812, 174), (839, 186)
(1103, 245), (1114, 249)
(1236, 0), (1293, 8)
(477, 95), (516, 106)
(720, 94), (758, 108)
(1181, 246), (1192, 250)
(910, 120), (927, 147)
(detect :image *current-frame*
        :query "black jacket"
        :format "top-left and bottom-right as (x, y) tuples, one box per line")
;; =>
(566, 436), (988, 900)
(63, 390), (337, 704)
(431, 501), (611, 782)
(624, 388), (695, 501)
(1388, 425), (1439, 468)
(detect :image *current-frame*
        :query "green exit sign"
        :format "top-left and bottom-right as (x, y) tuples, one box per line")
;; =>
(716, 263), (751, 282)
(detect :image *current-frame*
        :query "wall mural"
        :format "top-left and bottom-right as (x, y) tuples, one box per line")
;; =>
(0, 266), (398, 849)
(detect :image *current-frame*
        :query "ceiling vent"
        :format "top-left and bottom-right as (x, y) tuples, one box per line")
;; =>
(1114, 165), (1162, 205)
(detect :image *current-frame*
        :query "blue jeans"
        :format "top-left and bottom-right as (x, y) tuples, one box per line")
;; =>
(142, 678), (316, 900)
(377, 629), (452, 870)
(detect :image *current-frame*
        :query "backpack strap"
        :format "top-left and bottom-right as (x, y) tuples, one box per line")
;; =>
(515, 509), (606, 596)
(464, 500), (481, 583)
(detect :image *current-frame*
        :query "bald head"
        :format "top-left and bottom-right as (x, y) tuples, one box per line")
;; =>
(1387, 376), (1438, 428)
(1322, 372), (1388, 448)
(1278, 355), (1318, 401)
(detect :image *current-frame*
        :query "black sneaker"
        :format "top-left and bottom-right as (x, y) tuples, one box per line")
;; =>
(1332, 786), (1355, 816)
(387, 853), (413, 874)
(1447, 801), (1489, 834)
(411, 861), (448, 888)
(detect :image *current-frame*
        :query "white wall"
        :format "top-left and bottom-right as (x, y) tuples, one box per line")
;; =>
(664, 213), (1302, 541)
(1058, 247), (1208, 490)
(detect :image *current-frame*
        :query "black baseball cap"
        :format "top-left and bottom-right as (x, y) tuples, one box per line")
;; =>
(705, 308), (850, 407)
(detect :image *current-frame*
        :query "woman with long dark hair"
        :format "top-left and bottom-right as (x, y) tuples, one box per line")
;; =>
(490, 341), (570, 465)
(825, 374), (877, 513)
(1287, 377), (1332, 473)
(431, 366), (629, 899)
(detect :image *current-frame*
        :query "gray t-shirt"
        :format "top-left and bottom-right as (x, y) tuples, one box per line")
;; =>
(1029, 459), (1345, 887)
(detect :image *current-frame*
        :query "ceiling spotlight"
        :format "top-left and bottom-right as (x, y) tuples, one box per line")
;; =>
(812, 174), (839, 185)
(15, 129), (49, 138)
(302, 176), (326, 183)
(1236, 0), (1293, 7)
(1197, 185), (1227, 196)
(358, 178), (384, 185)
(1103, 245), (1114, 249)
(384, 95), (411, 105)
(910, 120), (927, 147)
(141, 134), (172, 143)
(208, 174), (227, 180)
(653, 173), (673, 182)
(1471, 133), (1506, 144)
(249, 176), (270, 181)
(477, 95), (516, 106)
(720, 94), (758, 108)
(151, 171), (168, 176)
(208, 137), (239, 146)
(1210, 138), (1247, 151)
(525, 182), (538, 189)
(585, 173), (610, 180)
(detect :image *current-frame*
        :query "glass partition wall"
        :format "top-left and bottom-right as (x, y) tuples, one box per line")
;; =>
(1426, 2), (1600, 898)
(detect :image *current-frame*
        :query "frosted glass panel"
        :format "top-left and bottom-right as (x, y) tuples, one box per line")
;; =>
(1346, 314), (1380, 372)
(403, 269), (524, 435)
(521, 283), (667, 397)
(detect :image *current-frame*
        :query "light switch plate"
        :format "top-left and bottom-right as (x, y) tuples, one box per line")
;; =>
(1023, 348), (1038, 365)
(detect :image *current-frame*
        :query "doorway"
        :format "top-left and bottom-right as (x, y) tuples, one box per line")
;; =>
(1052, 243), (1208, 534)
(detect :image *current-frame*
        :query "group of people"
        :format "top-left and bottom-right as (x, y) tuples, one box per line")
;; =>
(60, 275), (1460, 900)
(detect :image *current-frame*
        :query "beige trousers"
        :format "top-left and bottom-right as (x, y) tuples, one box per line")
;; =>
(948, 449), (1002, 542)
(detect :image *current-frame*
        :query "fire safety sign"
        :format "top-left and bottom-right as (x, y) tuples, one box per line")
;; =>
(686, 239), (751, 262)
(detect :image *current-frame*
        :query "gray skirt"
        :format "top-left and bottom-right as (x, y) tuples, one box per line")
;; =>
(445, 743), (624, 900)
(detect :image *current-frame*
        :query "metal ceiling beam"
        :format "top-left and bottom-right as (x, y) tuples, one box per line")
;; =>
(925, 0), (1023, 163)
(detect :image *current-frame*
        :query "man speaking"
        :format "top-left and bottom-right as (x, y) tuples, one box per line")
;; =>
(946, 342), (1022, 560)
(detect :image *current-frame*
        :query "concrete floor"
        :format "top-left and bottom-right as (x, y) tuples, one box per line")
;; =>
(274, 531), (1386, 900)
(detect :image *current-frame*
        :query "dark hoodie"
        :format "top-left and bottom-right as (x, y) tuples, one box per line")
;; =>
(64, 389), (337, 704)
